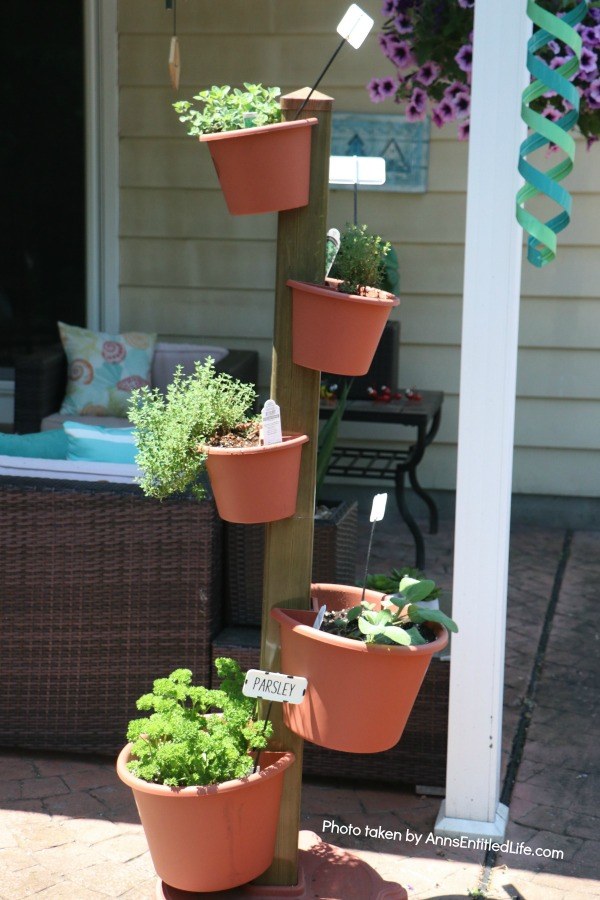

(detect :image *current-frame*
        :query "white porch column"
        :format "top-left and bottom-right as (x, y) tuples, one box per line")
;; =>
(84, 0), (119, 333)
(435, 1), (532, 839)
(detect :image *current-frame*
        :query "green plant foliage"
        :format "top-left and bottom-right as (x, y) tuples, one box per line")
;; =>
(128, 357), (257, 501)
(126, 659), (272, 787)
(323, 575), (457, 647)
(328, 223), (392, 295)
(364, 566), (441, 601)
(173, 83), (282, 136)
(316, 378), (353, 500)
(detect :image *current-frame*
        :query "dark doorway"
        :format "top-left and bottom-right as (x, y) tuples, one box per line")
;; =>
(0, 2), (86, 366)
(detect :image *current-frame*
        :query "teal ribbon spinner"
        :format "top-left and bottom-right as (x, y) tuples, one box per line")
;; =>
(516, 0), (587, 267)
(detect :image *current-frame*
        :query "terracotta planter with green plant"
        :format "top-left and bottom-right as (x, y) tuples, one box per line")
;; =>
(271, 577), (456, 754)
(128, 357), (308, 523)
(288, 224), (400, 376)
(116, 660), (295, 894)
(174, 83), (318, 215)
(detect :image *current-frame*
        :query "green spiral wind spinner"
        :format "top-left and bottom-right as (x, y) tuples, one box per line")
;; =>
(516, 0), (587, 267)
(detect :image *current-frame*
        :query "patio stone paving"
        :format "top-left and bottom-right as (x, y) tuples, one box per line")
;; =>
(1, 506), (598, 898)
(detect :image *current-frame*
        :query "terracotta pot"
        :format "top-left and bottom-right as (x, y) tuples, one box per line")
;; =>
(287, 279), (400, 376)
(117, 746), (295, 893)
(271, 583), (447, 753)
(200, 118), (318, 215)
(204, 433), (309, 524)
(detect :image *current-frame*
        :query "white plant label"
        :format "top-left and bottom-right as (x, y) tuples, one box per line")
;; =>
(243, 669), (307, 704)
(370, 492), (388, 522)
(261, 399), (283, 446)
(337, 4), (374, 50)
(313, 604), (327, 630)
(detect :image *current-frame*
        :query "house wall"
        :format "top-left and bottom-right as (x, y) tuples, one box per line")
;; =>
(117, 0), (600, 498)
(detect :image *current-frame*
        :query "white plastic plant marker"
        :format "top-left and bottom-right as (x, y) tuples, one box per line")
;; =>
(261, 399), (283, 446)
(329, 155), (386, 186)
(313, 604), (327, 630)
(370, 492), (388, 522)
(337, 4), (374, 50)
(243, 669), (308, 704)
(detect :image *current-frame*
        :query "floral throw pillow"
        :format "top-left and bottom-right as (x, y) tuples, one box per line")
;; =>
(58, 322), (157, 417)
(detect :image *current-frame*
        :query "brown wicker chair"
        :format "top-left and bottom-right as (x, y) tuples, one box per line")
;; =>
(0, 477), (223, 756)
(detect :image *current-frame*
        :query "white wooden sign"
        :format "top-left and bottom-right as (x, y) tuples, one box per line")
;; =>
(243, 669), (307, 704)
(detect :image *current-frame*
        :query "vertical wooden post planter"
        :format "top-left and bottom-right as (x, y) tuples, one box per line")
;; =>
(257, 88), (334, 888)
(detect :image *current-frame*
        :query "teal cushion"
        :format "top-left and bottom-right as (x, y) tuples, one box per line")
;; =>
(63, 421), (138, 464)
(0, 429), (68, 459)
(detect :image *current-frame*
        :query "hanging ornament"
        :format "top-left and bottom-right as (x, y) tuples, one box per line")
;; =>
(516, 0), (587, 267)
(167, 0), (180, 91)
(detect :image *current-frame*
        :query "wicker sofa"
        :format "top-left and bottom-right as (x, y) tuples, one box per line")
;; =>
(0, 476), (223, 756)
(13, 340), (259, 434)
(0, 341), (259, 756)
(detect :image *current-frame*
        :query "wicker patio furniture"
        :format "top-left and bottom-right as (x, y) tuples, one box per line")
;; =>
(0, 476), (223, 756)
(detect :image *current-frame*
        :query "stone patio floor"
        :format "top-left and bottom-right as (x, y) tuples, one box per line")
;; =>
(1, 505), (598, 899)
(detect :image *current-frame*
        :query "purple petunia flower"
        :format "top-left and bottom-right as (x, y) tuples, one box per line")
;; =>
(431, 107), (444, 128)
(393, 12), (413, 34)
(458, 0), (474, 8)
(415, 61), (441, 86)
(589, 8), (600, 24)
(381, 76), (399, 98)
(542, 104), (563, 123)
(580, 46), (598, 74)
(406, 102), (427, 122)
(382, 0), (400, 16)
(580, 26), (600, 46)
(455, 43), (473, 74)
(547, 39), (561, 54)
(444, 80), (468, 100)
(367, 78), (386, 103)
(432, 98), (456, 124)
(409, 87), (427, 113)
(452, 89), (470, 119)
(389, 39), (416, 69)
(586, 78), (600, 108)
(457, 120), (470, 141)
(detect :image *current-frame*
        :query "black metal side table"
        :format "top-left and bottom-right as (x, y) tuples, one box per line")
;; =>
(319, 390), (444, 569)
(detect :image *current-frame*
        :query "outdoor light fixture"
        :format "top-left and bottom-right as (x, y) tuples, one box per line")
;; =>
(294, 4), (374, 118)
(329, 155), (386, 224)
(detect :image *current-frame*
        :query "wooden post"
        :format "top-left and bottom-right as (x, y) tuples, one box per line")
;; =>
(257, 88), (333, 887)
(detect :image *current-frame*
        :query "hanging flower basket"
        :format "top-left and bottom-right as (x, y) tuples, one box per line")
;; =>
(200, 118), (318, 215)
(117, 745), (294, 893)
(287, 279), (399, 376)
(271, 583), (447, 753)
(204, 433), (309, 524)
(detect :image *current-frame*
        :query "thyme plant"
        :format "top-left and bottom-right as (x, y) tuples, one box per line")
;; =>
(126, 659), (272, 787)
(128, 357), (256, 500)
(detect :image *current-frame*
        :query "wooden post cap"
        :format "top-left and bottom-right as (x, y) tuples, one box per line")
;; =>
(281, 88), (334, 111)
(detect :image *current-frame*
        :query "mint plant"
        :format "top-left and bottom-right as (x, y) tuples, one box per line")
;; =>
(173, 83), (282, 136)
(126, 659), (272, 787)
(320, 576), (457, 647)
(328, 223), (392, 295)
(128, 357), (257, 500)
